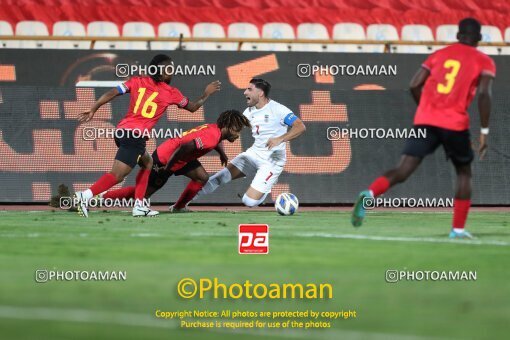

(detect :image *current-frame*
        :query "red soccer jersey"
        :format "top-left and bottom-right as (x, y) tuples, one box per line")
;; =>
(414, 43), (496, 131)
(116, 76), (189, 132)
(156, 123), (222, 172)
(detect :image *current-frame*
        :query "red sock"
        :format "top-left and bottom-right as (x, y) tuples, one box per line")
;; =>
(175, 180), (204, 209)
(134, 169), (151, 200)
(103, 186), (135, 200)
(452, 199), (471, 229)
(90, 173), (118, 196)
(368, 176), (390, 197)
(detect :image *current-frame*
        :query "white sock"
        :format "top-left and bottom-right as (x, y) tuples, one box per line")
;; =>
(195, 168), (232, 198)
(82, 189), (93, 200)
(453, 228), (465, 233)
(242, 193), (268, 207)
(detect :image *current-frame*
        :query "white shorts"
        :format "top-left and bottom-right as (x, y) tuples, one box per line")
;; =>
(230, 148), (286, 194)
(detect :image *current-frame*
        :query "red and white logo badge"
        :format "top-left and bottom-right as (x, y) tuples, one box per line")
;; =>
(238, 224), (269, 254)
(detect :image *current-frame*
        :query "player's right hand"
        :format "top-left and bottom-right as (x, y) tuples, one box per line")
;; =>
(219, 153), (228, 167)
(478, 133), (488, 160)
(78, 110), (96, 123)
(205, 81), (221, 96)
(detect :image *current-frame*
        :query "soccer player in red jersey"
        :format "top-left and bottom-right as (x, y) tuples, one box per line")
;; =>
(100, 110), (251, 210)
(75, 54), (221, 217)
(352, 18), (495, 238)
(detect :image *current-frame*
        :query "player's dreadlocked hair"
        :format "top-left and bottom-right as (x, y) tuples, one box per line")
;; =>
(217, 110), (251, 131)
(149, 54), (172, 82)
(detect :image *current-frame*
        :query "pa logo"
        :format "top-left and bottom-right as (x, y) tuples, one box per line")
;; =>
(238, 224), (269, 254)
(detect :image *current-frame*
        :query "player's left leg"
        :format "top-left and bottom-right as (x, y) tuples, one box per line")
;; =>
(75, 159), (132, 217)
(351, 155), (423, 227)
(449, 163), (473, 239)
(242, 163), (283, 207)
(171, 161), (208, 212)
(132, 151), (159, 217)
(75, 132), (146, 217)
(442, 129), (475, 239)
(352, 125), (440, 227)
(242, 186), (268, 207)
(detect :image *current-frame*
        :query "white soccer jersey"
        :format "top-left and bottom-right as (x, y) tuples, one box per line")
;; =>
(242, 100), (297, 158)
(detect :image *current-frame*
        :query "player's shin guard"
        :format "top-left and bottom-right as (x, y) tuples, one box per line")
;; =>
(196, 168), (232, 198)
(175, 180), (204, 209)
(103, 186), (135, 200)
(368, 176), (390, 197)
(134, 169), (150, 201)
(87, 173), (119, 199)
(452, 198), (471, 231)
(242, 193), (268, 207)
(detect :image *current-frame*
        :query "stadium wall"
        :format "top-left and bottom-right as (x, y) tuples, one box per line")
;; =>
(0, 50), (509, 204)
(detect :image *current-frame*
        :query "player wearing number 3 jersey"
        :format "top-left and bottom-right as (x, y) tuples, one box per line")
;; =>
(75, 54), (221, 217)
(352, 18), (496, 239)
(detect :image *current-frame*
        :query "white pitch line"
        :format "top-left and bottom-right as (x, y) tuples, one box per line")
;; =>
(295, 233), (510, 247)
(130, 233), (161, 238)
(0, 305), (176, 329)
(0, 305), (437, 340)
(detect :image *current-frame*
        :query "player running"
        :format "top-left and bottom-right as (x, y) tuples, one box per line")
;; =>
(75, 54), (221, 217)
(351, 18), (495, 239)
(100, 110), (251, 210)
(192, 78), (306, 207)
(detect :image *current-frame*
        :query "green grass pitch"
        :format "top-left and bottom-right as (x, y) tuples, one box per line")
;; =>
(0, 209), (509, 339)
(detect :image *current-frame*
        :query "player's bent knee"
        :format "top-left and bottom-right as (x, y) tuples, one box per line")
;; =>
(242, 194), (260, 207)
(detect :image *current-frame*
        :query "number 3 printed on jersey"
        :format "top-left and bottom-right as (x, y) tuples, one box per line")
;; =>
(133, 88), (159, 118)
(437, 59), (461, 94)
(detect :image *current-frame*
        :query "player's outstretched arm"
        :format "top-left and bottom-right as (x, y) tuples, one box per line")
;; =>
(163, 141), (198, 173)
(477, 75), (493, 160)
(78, 87), (121, 123)
(184, 81), (221, 112)
(215, 143), (228, 167)
(409, 67), (430, 105)
(266, 118), (306, 150)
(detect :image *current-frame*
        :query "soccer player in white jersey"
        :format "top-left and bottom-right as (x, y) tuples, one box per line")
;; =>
(189, 78), (306, 208)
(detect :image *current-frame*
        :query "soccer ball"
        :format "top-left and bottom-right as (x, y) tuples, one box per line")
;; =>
(275, 193), (299, 216)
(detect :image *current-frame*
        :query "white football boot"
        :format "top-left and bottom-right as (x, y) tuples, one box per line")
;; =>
(74, 192), (89, 218)
(132, 200), (159, 217)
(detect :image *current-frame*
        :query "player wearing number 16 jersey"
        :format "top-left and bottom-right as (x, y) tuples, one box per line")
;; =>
(352, 18), (495, 238)
(75, 54), (221, 217)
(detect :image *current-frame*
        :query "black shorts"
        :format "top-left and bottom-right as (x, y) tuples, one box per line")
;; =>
(402, 125), (474, 165)
(114, 131), (147, 168)
(147, 150), (203, 191)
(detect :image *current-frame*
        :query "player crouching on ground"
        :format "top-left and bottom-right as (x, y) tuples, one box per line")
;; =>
(99, 110), (251, 211)
(193, 78), (306, 207)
